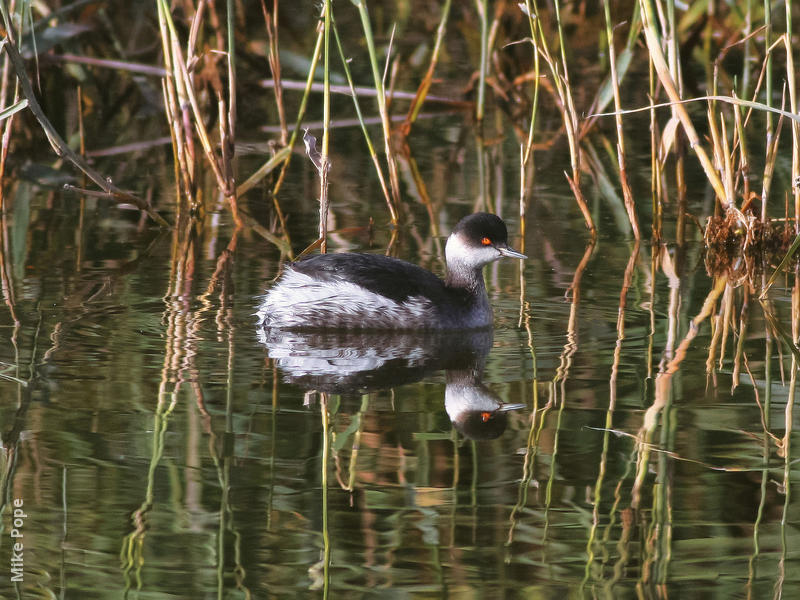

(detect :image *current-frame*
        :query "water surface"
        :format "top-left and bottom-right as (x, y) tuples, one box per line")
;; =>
(1, 10), (799, 599)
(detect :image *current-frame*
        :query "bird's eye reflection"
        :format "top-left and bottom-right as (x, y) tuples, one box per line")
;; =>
(258, 327), (526, 440)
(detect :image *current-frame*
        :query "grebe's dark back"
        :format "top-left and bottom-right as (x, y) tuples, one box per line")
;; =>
(256, 212), (526, 330)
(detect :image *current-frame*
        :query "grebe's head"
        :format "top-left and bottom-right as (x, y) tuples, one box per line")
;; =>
(445, 213), (526, 271)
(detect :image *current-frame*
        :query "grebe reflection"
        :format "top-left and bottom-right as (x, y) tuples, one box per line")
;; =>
(259, 328), (526, 440)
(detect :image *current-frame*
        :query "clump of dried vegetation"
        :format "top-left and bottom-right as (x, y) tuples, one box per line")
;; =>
(0, 2), (797, 273)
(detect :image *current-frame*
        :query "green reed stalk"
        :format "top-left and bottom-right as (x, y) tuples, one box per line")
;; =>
(225, 0), (240, 227)
(552, 0), (568, 80)
(331, 15), (395, 222)
(320, 393), (332, 599)
(521, 0), (540, 165)
(741, 0), (752, 98)
(351, 0), (402, 221)
(762, 0), (773, 222)
(786, 0), (800, 231)
(475, 0), (488, 123)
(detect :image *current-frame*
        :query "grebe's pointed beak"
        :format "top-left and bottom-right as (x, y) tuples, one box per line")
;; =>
(496, 403), (527, 412)
(498, 245), (527, 260)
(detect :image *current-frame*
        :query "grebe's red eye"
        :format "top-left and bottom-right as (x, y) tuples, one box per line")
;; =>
(481, 237), (492, 246)
(481, 411), (492, 422)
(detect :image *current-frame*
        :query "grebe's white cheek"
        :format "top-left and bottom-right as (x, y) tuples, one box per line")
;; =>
(477, 245), (504, 266)
(444, 232), (469, 263)
(446, 233), (500, 268)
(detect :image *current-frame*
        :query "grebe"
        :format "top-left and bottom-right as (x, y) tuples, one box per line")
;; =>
(256, 212), (526, 330)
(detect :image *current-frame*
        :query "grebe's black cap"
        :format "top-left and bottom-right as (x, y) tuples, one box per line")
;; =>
(452, 213), (509, 244)
(452, 213), (527, 259)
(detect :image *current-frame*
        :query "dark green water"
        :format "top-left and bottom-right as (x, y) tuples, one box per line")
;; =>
(1, 5), (800, 598)
(2, 132), (798, 597)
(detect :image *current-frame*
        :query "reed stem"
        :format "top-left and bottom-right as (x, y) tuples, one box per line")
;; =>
(785, 0), (800, 232)
(331, 13), (395, 222)
(402, 0), (452, 131)
(319, 0), (332, 253)
(352, 0), (402, 223)
(603, 0), (640, 239)
(638, 0), (730, 209)
(521, 0), (540, 166)
(475, 0), (488, 123)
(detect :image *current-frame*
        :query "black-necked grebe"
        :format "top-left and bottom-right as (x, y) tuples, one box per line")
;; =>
(256, 212), (526, 330)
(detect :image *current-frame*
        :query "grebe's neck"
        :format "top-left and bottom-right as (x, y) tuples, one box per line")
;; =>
(444, 232), (487, 292)
(445, 262), (486, 292)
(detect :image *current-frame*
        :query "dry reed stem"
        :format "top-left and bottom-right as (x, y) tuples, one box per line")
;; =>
(158, 0), (240, 227)
(158, 1), (196, 206)
(161, 79), (193, 203)
(527, 2), (594, 236)
(761, 90), (786, 226)
(269, 16), (325, 232)
(638, 0), (730, 209)
(50, 54), (168, 76)
(650, 62), (663, 240)
(706, 107), (734, 205)
(603, 0), (640, 240)
(783, 36), (800, 231)
(260, 0), (287, 146)
(565, 172), (595, 239)
(591, 95), (800, 125)
(166, 22), (228, 191)
(319, 0), (332, 254)
(0, 34), (19, 203)
(261, 79), (469, 105)
(401, 0), (452, 134)
(732, 92), (750, 202)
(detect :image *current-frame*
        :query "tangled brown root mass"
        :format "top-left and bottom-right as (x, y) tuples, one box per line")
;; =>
(704, 213), (796, 284)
